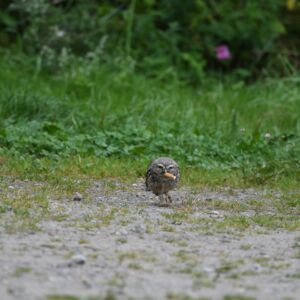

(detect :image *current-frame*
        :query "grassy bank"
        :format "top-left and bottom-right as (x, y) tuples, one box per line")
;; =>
(0, 155), (299, 191)
(0, 53), (299, 185)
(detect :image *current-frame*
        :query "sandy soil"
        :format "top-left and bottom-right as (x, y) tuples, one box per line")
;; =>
(0, 179), (299, 300)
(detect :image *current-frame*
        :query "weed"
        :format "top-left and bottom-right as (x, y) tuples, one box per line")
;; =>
(223, 296), (256, 300)
(13, 267), (32, 277)
(177, 240), (189, 247)
(215, 215), (300, 231)
(192, 271), (215, 288)
(40, 244), (56, 249)
(161, 225), (176, 232)
(52, 214), (69, 222)
(254, 257), (290, 270)
(127, 262), (143, 270)
(116, 237), (128, 244)
(47, 296), (79, 300)
(78, 238), (89, 244)
(173, 250), (198, 265)
(202, 200), (248, 213)
(217, 260), (243, 274)
(117, 250), (156, 264)
(287, 272), (300, 279)
(240, 244), (252, 250)
(167, 293), (210, 300)
(162, 212), (190, 223)
(1, 187), (49, 233)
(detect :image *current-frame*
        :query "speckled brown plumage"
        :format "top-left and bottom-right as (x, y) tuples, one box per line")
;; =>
(145, 157), (180, 204)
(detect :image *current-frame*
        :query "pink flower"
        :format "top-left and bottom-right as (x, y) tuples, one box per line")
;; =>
(215, 45), (231, 60)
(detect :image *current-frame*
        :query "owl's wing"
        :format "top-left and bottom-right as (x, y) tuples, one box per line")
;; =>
(175, 167), (180, 183)
(145, 168), (152, 191)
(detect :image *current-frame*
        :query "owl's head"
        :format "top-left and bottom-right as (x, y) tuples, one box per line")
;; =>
(153, 163), (177, 180)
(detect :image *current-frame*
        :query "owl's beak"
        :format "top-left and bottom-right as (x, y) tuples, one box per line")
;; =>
(163, 172), (176, 180)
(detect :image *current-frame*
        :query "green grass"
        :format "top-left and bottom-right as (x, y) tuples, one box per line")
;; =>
(161, 205), (300, 232)
(117, 250), (156, 263)
(166, 293), (211, 300)
(0, 183), (49, 233)
(46, 295), (117, 300)
(223, 296), (256, 300)
(0, 53), (299, 236)
(13, 267), (32, 277)
(217, 260), (244, 274)
(0, 53), (299, 185)
(0, 157), (297, 234)
(47, 296), (79, 300)
(196, 215), (300, 232)
(287, 272), (300, 279)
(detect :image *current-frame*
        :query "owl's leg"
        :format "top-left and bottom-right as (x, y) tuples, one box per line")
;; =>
(166, 193), (172, 204)
(158, 194), (164, 205)
(158, 194), (169, 206)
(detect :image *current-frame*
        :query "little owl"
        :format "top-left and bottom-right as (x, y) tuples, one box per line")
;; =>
(145, 157), (180, 205)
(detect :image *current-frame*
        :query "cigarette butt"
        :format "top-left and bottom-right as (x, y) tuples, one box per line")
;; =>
(163, 172), (176, 180)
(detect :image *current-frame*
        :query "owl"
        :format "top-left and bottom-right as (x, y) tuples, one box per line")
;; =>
(145, 157), (180, 205)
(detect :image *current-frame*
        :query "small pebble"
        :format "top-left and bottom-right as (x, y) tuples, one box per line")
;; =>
(220, 236), (231, 243)
(132, 224), (146, 234)
(71, 254), (86, 265)
(82, 278), (92, 288)
(115, 228), (128, 236)
(73, 192), (83, 201)
(253, 264), (263, 272)
(203, 266), (215, 274)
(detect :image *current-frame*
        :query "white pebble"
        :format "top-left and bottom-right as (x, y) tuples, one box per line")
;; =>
(73, 192), (83, 201)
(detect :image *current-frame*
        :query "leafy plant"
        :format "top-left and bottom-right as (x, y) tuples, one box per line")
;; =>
(0, 0), (294, 79)
(0, 55), (299, 182)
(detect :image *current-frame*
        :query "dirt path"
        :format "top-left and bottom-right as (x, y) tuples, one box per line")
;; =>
(0, 179), (299, 300)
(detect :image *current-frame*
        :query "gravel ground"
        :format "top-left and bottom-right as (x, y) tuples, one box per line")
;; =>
(0, 179), (299, 300)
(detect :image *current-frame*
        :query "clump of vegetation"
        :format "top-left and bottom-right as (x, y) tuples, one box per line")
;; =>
(1, 0), (299, 80)
(0, 2), (299, 186)
(0, 55), (299, 185)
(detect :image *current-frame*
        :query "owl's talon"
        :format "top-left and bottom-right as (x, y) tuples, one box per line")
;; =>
(166, 193), (172, 203)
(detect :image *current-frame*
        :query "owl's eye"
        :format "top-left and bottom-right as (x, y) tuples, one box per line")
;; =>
(157, 164), (165, 169)
(167, 165), (174, 171)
